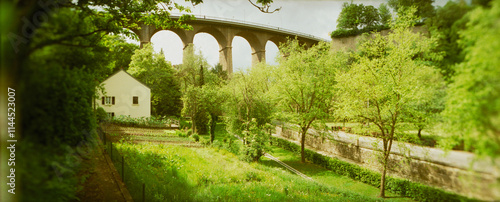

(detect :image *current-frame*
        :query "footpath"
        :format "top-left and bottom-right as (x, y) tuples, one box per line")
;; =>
(76, 141), (133, 202)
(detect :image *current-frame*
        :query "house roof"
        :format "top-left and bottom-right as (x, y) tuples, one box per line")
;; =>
(101, 69), (151, 90)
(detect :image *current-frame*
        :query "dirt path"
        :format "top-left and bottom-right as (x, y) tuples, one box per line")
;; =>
(76, 144), (133, 202)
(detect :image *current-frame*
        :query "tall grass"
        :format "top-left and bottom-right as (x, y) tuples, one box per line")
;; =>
(111, 142), (381, 201)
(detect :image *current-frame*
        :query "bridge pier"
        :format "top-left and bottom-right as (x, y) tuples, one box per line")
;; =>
(252, 50), (266, 66)
(219, 46), (233, 74)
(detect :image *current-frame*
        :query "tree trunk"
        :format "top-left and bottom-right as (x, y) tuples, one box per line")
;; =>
(417, 128), (422, 139)
(192, 115), (196, 134)
(380, 162), (387, 198)
(301, 130), (306, 163)
(210, 113), (217, 143)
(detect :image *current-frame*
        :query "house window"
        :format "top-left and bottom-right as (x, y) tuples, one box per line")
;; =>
(107, 112), (115, 118)
(133, 96), (139, 104)
(102, 96), (115, 105)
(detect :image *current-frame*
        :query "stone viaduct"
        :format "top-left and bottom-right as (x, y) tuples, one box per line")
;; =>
(132, 15), (324, 74)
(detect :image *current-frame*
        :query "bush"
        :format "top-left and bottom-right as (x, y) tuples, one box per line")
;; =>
(191, 133), (200, 142)
(270, 136), (471, 202)
(95, 107), (108, 123)
(176, 130), (187, 137)
(110, 115), (176, 128)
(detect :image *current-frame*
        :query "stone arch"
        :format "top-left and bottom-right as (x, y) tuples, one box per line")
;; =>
(265, 39), (281, 65)
(150, 30), (185, 65)
(195, 26), (229, 49)
(235, 31), (266, 65)
(268, 36), (287, 50)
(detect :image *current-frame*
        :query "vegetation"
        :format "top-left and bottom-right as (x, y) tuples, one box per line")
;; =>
(331, 2), (391, 38)
(108, 115), (177, 128)
(442, 0), (500, 158)
(111, 142), (381, 201)
(128, 43), (183, 117)
(336, 8), (443, 197)
(273, 40), (346, 163)
(271, 137), (472, 202)
(4, 0), (500, 200)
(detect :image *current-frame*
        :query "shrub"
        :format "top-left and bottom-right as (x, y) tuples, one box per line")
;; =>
(110, 115), (176, 128)
(95, 107), (108, 123)
(176, 130), (187, 137)
(191, 133), (200, 142)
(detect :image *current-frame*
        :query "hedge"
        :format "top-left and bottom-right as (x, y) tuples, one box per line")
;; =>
(270, 137), (474, 202)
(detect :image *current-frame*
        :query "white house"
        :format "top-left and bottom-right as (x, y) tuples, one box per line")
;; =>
(97, 69), (151, 118)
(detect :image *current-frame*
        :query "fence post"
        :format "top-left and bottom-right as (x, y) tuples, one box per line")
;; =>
(142, 183), (145, 202)
(121, 156), (124, 181)
(110, 142), (112, 160)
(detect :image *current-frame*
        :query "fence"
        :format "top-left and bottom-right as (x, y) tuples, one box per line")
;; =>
(99, 130), (148, 202)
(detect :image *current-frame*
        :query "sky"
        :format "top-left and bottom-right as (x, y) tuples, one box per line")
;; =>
(129, 0), (449, 72)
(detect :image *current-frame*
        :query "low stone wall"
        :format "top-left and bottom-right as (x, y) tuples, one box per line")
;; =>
(275, 125), (500, 201)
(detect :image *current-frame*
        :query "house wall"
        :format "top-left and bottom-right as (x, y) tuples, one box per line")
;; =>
(97, 70), (151, 118)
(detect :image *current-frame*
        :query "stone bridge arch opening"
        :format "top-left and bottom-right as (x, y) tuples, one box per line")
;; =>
(192, 33), (219, 67)
(232, 36), (252, 72)
(265, 40), (280, 65)
(150, 30), (184, 65)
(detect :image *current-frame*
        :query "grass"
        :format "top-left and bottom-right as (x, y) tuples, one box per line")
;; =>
(112, 142), (385, 201)
(261, 146), (413, 201)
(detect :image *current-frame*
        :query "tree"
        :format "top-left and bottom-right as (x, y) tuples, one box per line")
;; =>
(426, 0), (472, 81)
(379, 3), (392, 26)
(178, 45), (213, 134)
(337, 3), (381, 31)
(128, 43), (183, 117)
(199, 84), (226, 143)
(273, 40), (347, 163)
(224, 63), (274, 136)
(388, 0), (436, 19)
(337, 8), (442, 198)
(104, 35), (140, 72)
(442, 0), (500, 159)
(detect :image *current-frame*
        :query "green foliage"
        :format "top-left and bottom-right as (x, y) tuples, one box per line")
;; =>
(426, 0), (472, 81)
(110, 115), (175, 128)
(21, 66), (96, 146)
(191, 133), (200, 142)
(95, 107), (109, 123)
(337, 2), (381, 31)
(379, 3), (392, 26)
(224, 63), (274, 135)
(129, 43), (183, 117)
(443, 0), (500, 158)
(270, 137), (472, 202)
(103, 35), (140, 72)
(388, 0), (436, 19)
(337, 8), (443, 197)
(111, 142), (379, 201)
(273, 40), (347, 162)
(240, 119), (270, 162)
(332, 2), (391, 38)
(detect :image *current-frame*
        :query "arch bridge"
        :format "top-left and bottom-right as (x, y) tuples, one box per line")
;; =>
(133, 15), (325, 74)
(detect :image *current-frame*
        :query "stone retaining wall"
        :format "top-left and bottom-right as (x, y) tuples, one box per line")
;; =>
(275, 125), (500, 201)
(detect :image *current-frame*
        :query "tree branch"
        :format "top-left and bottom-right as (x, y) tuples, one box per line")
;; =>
(248, 0), (281, 13)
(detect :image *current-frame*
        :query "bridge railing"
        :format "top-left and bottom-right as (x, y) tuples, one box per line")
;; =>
(169, 13), (328, 42)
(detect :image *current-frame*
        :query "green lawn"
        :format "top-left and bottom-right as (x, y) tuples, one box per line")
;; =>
(114, 142), (384, 201)
(261, 146), (413, 201)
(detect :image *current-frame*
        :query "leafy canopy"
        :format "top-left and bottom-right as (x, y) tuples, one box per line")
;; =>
(128, 43), (182, 117)
(443, 0), (500, 158)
